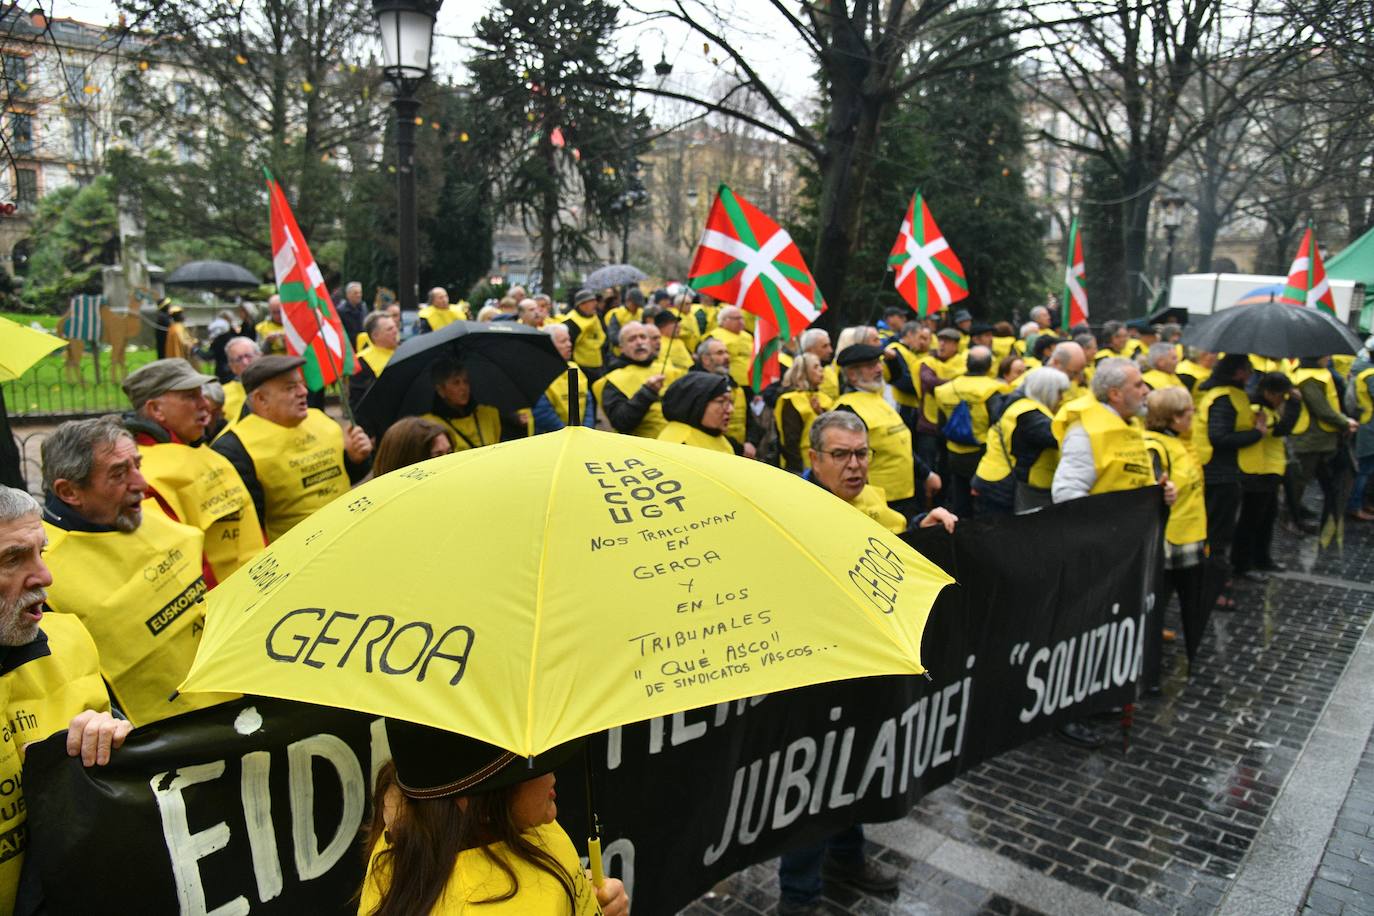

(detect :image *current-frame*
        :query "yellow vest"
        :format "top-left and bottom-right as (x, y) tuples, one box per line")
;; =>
(885, 342), (933, 409)
(255, 319), (286, 353)
(1238, 404), (1287, 476)
(976, 398), (1058, 489)
(355, 331), (370, 353)
(230, 410), (349, 543)
(1176, 360), (1211, 399)
(726, 384), (747, 444)
(934, 375), (1005, 454)
(667, 311), (700, 355)
(820, 362), (841, 402)
(660, 336), (695, 372)
(359, 344), (394, 376)
(0, 613), (109, 912)
(708, 327), (755, 389)
(1143, 430), (1206, 545)
(834, 390), (914, 501)
(1333, 353), (1355, 379)
(1052, 395), (1155, 494)
(593, 363), (684, 438)
(1291, 367), (1342, 434)
(544, 362), (589, 425)
(221, 379), (246, 431)
(1142, 369), (1184, 391)
(417, 304), (462, 332)
(774, 390), (834, 470)
(604, 306), (645, 354)
(921, 353), (967, 424)
(42, 511), (236, 726)
(692, 303), (719, 335)
(137, 439), (265, 584)
(1354, 367), (1374, 425)
(848, 484), (907, 533)
(1191, 386), (1253, 467)
(991, 336), (1016, 363)
(658, 421), (735, 454)
(562, 310), (606, 369)
(422, 405), (503, 451)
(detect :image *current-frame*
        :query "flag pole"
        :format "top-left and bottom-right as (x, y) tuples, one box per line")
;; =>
(658, 315), (679, 374)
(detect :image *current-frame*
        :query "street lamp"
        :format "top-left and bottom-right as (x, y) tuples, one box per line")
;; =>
(372, 0), (441, 314)
(1160, 194), (1186, 290)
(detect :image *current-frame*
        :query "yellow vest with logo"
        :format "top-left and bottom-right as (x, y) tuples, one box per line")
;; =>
(545, 362), (589, 425)
(774, 390), (833, 470)
(834, 390), (914, 501)
(417, 305), (462, 332)
(1238, 404), (1287, 476)
(593, 363), (685, 438)
(708, 327), (755, 389)
(0, 613), (109, 912)
(359, 344), (394, 377)
(1291, 367), (1342, 434)
(1144, 430), (1207, 545)
(934, 375), (1005, 454)
(976, 398), (1058, 489)
(1142, 369), (1184, 391)
(921, 353), (967, 424)
(42, 512), (237, 726)
(657, 421), (734, 454)
(137, 440), (265, 584)
(221, 379), (246, 432)
(1191, 386), (1253, 467)
(1052, 395), (1154, 494)
(1354, 367), (1374, 425)
(848, 484), (907, 534)
(231, 410), (349, 543)
(421, 405), (503, 452)
(885, 342), (933, 409)
(562, 311), (606, 369)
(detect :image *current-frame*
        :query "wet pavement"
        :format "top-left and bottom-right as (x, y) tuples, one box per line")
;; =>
(684, 517), (1374, 915)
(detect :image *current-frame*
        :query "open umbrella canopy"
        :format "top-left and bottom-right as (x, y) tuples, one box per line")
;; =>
(0, 315), (66, 381)
(180, 426), (953, 757)
(585, 263), (647, 289)
(164, 259), (260, 290)
(354, 320), (566, 437)
(1182, 301), (1363, 358)
(1231, 283), (1284, 307)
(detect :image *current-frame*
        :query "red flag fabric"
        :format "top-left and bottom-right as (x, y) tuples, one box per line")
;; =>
(687, 184), (826, 388)
(1061, 219), (1088, 331)
(1279, 225), (1337, 316)
(887, 191), (968, 319)
(267, 170), (355, 389)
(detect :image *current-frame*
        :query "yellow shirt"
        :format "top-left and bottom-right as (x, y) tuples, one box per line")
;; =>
(359, 821), (599, 915)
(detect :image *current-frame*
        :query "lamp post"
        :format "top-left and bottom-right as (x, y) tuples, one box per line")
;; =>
(1160, 194), (1186, 293)
(372, 0), (441, 314)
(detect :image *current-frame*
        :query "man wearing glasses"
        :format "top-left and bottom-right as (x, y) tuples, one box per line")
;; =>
(219, 336), (262, 434)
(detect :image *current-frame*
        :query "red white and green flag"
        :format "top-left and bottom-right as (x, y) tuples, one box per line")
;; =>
(1061, 218), (1088, 331)
(887, 191), (967, 318)
(688, 184), (826, 388)
(1279, 224), (1337, 316)
(266, 169), (355, 390)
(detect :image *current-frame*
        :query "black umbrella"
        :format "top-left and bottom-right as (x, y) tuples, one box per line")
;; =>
(164, 260), (261, 290)
(1181, 301), (1362, 358)
(354, 321), (566, 437)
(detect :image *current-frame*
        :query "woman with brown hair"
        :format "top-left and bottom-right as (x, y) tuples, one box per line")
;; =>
(371, 417), (454, 477)
(359, 719), (629, 915)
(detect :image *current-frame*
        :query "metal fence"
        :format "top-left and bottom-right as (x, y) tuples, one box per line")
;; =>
(3, 360), (136, 420)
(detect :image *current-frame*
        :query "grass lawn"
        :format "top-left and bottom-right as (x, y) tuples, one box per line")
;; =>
(3, 311), (175, 417)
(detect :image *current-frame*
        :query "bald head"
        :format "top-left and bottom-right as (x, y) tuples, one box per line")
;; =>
(1049, 342), (1086, 381)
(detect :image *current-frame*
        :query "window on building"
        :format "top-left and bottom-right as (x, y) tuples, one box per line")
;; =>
(177, 134), (194, 163)
(14, 168), (37, 210)
(174, 82), (194, 115)
(70, 117), (90, 159)
(10, 114), (33, 156)
(3, 55), (27, 96)
(63, 63), (86, 98)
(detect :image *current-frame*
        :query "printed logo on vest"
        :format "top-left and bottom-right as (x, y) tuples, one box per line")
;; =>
(0, 822), (26, 864)
(301, 466), (343, 488)
(145, 577), (209, 636)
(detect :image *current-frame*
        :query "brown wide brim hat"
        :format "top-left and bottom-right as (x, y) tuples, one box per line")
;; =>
(385, 717), (585, 800)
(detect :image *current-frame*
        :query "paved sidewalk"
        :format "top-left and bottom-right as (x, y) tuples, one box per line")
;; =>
(685, 519), (1374, 915)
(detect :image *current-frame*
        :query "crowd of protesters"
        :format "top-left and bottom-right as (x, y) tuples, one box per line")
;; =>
(4, 275), (1372, 915)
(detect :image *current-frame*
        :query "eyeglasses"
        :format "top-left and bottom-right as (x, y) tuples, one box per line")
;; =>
(820, 447), (870, 462)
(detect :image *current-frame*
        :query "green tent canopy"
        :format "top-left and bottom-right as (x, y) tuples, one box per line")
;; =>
(1327, 225), (1374, 332)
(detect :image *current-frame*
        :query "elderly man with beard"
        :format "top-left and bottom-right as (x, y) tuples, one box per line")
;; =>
(0, 485), (136, 912)
(120, 359), (264, 586)
(40, 419), (236, 727)
(595, 322), (684, 438)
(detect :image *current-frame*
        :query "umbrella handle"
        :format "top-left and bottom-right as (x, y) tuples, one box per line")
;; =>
(588, 834), (605, 888)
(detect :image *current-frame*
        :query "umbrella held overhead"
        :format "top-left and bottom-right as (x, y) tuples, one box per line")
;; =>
(1181, 300), (1363, 358)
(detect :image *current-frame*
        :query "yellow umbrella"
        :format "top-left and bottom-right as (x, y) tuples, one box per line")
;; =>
(182, 426), (952, 756)
(0, 315), (66, 381)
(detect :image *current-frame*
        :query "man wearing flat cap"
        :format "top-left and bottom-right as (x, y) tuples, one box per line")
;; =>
(835, 343), (928, 515)
(212, 355), (372, 543)
(121, 359), (264, 585)
(658, 372), (738, 454)
(951, 308), (973, 352)
(559, 289), (607, 381)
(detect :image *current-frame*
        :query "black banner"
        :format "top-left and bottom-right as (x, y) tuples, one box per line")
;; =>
(23, 489), (1162, 915)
